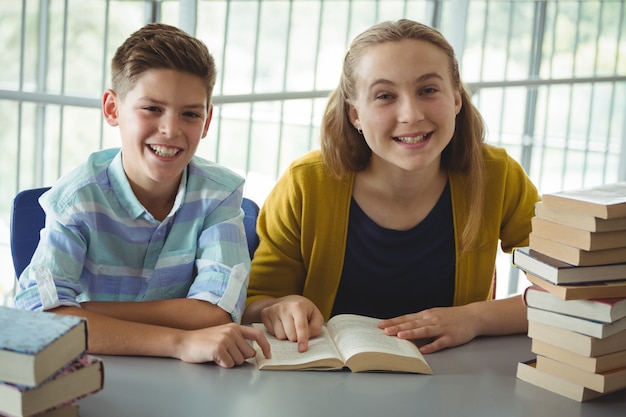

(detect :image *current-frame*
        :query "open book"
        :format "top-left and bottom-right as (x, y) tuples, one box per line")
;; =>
(252, 314), (433, 374)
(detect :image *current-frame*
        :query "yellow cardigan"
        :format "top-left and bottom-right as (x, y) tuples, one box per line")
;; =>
(247, 145), (540, 320)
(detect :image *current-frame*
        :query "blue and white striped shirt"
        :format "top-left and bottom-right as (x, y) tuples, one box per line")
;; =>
(14, 148), (250, 322)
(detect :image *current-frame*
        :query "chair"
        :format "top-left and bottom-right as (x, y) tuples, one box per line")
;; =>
(241, 197), (260, 258)
(10, 187), (50, 278)
(10, 187), (261, 277)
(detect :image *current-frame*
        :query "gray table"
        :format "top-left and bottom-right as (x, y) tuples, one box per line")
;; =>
(79, 334), (626, 417)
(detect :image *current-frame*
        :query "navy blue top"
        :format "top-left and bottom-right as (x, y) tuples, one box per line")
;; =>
(331, 182), (455, 319)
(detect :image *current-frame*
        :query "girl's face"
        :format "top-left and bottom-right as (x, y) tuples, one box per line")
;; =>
(347, 39), (462, 175)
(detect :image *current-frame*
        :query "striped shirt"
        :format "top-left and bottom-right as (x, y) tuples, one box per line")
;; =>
(14, 148), (250, 322)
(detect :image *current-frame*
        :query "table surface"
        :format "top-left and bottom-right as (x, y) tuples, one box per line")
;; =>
(79, 334), (626, 417)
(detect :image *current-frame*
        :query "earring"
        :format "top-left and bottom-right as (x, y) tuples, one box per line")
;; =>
(354, 119), (363, 135)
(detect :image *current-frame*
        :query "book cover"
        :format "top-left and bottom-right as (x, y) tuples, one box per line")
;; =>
(0, 354), (104, 417)
(536, 354), (626, 393)
(516, 359), (605, 402)
(527, 321), (626, 357)
(529, 233), (626, 266)
(535, 202), (626, 232)
(2, 404), (81, 417)
(513, 246), (626, 285)
(526, 272), (626, 301)
(252, 314), (433, 374)
(527, 307), (626, 339)
(524, 285), (626, 323)
(531, 217), (626, 251)
(32, 404), (80, 417)
(531, 339), (626, 373)
(0, 307), (88, 387)
(541, 182), (626, 219)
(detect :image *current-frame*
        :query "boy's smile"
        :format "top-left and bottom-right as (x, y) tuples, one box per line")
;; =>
(149, 144), (182, 158)
(103, 68), (212, 199)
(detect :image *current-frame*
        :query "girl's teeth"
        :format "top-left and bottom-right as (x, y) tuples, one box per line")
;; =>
(396, 134), (428, 144)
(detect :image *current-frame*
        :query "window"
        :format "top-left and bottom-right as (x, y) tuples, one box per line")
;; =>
(1, 0), (625, 305)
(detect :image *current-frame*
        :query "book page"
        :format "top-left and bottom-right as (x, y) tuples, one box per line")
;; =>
(252, 324), (343, 367)
(545, 182), (626, 205)
(327, 314), (422, 360)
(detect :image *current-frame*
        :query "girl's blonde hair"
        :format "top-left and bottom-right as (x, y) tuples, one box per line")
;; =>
(320, 19), (485, 251)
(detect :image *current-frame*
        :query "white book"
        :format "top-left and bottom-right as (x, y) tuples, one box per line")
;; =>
(524, 285), (626, 323)
(527, 307), (626, 339)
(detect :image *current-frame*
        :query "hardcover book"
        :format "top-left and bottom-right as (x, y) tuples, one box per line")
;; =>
(531, 339), (626, 373)
(535, 354), (626, 393)
(527, 321), (626, 357)
(526, 272), (626, 301)
(32, 404), (80, 417)
(36, 404), (80, 417)
(531, 217), (626, 251)
(0, 354), (103, 417)
(517, 359), (602, 402)
(513, 246), (626, 285)
(524, 285), (626, 323)
(252, 314), (433, 374)
(541, 182), (626, 219)
(517, 359), (605, 402)
(527, 307), (626, 339)
(3, 404), (81, 417)
(0, 307), (87, 387)
(529, 233), (626, 266)
(535, 201), (626, 232)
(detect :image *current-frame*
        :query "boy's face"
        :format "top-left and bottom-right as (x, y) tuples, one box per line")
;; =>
(103, 69), (212, 193)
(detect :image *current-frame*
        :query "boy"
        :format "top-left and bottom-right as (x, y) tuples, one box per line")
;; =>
(14, 23), (270, 368)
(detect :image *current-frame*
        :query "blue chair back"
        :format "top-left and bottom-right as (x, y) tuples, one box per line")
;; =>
(10, 187), (260, 277)
(241, 197), (260, 258)
(10, 187), (50, 278)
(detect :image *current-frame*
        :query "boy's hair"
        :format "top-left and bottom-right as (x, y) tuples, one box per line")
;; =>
(320, 19), (486, 252)
(111, 23), (217, 106)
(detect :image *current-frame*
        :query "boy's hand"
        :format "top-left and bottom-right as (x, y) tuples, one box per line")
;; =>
(260, 295), (324, 353)
(177, 323), (271, 368)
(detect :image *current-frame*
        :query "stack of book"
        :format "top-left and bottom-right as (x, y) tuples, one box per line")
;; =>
(512, 182), (626, 402)
(0, 307), (104, 417)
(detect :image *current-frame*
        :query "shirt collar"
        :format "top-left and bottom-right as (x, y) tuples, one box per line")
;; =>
(108, 151), (188, 222)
